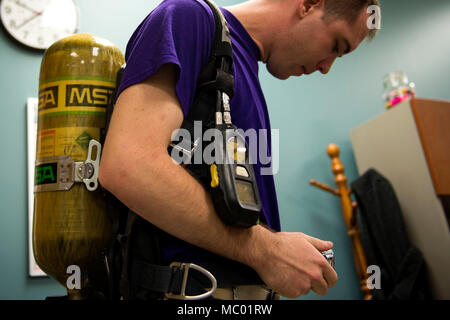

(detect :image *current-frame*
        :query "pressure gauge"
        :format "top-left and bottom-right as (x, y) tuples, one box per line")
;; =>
(0, 0), (78, 50)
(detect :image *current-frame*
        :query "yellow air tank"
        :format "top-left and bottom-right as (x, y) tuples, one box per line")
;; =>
(34, 34), (124, 299)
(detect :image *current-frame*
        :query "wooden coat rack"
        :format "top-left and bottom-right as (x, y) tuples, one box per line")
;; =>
(310, 143), (372, 300)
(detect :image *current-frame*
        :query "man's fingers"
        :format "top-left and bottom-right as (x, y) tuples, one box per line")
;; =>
(302, 233), (333, 251)
(311, 276), (329, 296)
(301, 233), (338, 291)
(323, 263), (338, 289)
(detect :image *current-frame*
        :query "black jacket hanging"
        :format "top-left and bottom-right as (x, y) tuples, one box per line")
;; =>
(351, 168), (431, 300)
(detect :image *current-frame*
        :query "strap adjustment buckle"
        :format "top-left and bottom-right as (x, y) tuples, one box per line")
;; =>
(165, 262), (217, 300)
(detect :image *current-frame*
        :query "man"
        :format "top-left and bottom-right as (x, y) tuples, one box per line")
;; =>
(99, 0), (379, 299)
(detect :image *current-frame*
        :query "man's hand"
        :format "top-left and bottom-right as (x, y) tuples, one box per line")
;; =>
(249, 228), (338, 298)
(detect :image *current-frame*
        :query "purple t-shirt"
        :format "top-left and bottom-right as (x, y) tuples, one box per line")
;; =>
(118, 0), (280, 266)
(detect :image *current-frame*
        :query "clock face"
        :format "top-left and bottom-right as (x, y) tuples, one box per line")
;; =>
(0, 0), (78, 50)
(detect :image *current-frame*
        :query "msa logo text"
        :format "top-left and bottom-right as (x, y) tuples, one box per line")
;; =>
(66, 85), (114, 107)
(35, 163), (57, 185)
(39, 86), (58, 110)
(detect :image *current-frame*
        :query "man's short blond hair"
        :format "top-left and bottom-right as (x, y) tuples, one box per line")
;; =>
(323, 0), (381, 40)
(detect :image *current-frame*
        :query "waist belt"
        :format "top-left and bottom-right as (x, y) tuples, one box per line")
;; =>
(212, 285), (280, 300)
(129, 260), (265, 300)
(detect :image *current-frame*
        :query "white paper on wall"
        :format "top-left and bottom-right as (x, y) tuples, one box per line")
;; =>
(27, 97), (47, 277)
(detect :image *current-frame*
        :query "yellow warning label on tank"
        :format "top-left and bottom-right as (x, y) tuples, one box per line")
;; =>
(37, 127), (100, 160)
(38, 78), (115, 115)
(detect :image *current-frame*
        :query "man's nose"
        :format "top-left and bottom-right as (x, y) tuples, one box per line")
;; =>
(317, 56), (337, 74)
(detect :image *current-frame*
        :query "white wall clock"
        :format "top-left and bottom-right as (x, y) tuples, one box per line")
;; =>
(0, 0), (79, 50)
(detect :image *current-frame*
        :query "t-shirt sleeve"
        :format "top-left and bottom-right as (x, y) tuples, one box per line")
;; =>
(117, 0), (215, 117)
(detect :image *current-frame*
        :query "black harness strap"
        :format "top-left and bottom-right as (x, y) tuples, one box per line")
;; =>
(117, 211), (137, 299)
(132, 261), (185, 294)
(187, 0), (234, 120)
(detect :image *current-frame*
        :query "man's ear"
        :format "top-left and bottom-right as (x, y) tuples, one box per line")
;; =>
(298, 0), (324, 18)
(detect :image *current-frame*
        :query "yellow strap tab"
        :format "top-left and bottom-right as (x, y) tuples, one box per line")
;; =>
(210, 164), (219, 188)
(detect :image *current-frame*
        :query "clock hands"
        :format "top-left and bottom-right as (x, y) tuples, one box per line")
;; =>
(15, 11), (42, 30)
(13, 0), (41, 15)
(11, 0), (45, 30)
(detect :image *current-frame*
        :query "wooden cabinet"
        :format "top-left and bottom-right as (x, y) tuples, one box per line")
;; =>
(350, 98), (450, 299)
(411, 98), (450, 214)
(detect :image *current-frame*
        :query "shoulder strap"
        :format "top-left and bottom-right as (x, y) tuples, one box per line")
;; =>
(195, 0), (234, 100)
(202, 0), (233, 62)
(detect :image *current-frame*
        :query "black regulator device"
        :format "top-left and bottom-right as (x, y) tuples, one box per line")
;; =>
(208, 87), (261, 228)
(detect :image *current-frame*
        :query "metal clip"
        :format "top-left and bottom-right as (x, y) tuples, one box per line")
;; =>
(74, 139), (101, 191)
(34, 139), (102, 193)
(223, 112), (232, 124)
(222, 93), (232, 124)
(215, 112), (223, 125)
(165, 262), (217, 300)
(222, 92), (231, 112)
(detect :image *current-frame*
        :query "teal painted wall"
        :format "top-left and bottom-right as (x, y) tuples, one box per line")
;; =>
(0, 0), (449, 300)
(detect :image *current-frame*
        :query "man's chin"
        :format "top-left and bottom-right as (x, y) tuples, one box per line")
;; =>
(266, 65), (290, 80)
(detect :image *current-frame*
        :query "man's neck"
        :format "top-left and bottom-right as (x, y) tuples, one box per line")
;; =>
(224, 0), (293, 64)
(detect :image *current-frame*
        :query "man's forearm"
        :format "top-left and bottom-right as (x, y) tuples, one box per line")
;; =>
(101, 150), (269, 269)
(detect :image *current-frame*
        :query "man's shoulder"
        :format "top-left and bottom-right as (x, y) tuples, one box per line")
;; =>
(154, 0), (214, 22)
(127, 0), (216, 57)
